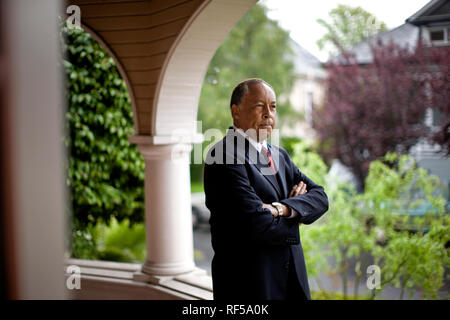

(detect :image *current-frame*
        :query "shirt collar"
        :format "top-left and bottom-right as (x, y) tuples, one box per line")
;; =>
(233, 125), (268, 153)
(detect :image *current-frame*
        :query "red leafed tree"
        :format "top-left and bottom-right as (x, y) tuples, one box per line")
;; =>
(313, 42), (449, 189)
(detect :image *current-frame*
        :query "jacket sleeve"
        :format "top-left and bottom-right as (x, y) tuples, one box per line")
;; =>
(279, 156), (329, 225)
(204, 162), (300, 247)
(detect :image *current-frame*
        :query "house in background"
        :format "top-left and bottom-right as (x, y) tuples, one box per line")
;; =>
(407, 0), (450, 47)
(406, 0), (450, 193)
(326, 0), (450, 192)
(280, 40), (326, 142)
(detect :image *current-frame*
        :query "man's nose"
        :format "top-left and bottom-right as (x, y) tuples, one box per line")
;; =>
(262, 104), (274, 118)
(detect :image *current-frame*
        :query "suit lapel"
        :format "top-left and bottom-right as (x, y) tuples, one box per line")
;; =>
(226, 127), (284, 199)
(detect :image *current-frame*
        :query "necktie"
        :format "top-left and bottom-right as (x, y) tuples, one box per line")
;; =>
(261, 146), (277, 177)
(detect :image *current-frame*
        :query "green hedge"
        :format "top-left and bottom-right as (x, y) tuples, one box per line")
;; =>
(61, 25), (145, 227)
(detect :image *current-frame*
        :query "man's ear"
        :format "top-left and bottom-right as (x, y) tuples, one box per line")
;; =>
(231, 104), (240, 122)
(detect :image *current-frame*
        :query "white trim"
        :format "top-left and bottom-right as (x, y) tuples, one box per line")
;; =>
(65, 259), (212, 300)
(153, 0), (257, 137)
(425, 25), (450, 46)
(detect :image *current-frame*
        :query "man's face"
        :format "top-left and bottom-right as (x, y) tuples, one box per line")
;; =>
(231, 82), (276, 142)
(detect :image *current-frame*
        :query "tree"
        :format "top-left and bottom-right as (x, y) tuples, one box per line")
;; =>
(60, 25), (145, 226)
(362, 153), (448, 299)
(313, 42), (436, 188)
(299, 146), (449, 299)
(316, 4), (387, 57)
(286, 140), (331, 292)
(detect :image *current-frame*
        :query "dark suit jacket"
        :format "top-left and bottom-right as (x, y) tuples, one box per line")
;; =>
(204, 127), (329, 300)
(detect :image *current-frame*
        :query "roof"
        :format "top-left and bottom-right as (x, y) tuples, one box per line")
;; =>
(328, 0), (450, 65)
(289, 39), (326, 78)
(328, 23), (420, 65)
(406, 0), (450, 25)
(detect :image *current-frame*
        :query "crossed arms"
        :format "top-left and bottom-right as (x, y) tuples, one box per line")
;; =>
(204, 156), (329, 247)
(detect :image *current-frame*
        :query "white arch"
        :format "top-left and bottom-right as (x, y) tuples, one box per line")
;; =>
(152, 0), (257, 143)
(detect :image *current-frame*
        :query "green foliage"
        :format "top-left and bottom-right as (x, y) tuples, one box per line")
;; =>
(280, 137), (302, 156)
(60, 25), (145, 226)
(191, 181), (205, 193)
(300, 223), (330, 282)
(316, 4), (387, 57)
(70, 217), (146, 263)
(302, 171), (375, 298)
(70, 218), (98, 260)
(290, 139), (328, 187)
(311, 290), (372, 300)
(364, 153), (446, 221)
(94, 217), (146, 262)
(287, 140), (330, 283)
(292, 142), (449, 300)
(375, 230), (448, 300)
(362, 153), (449, 299)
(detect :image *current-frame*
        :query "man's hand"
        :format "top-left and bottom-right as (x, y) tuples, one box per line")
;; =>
(262, 203), (279, 216)
(263, 181), (308, 219)
(269, 181), (306, 226)
(289, 181), (307, 197)
(289, 181), (307, 226)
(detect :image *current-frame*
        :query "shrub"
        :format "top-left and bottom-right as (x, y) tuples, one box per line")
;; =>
(293, 140), (449, 299)
(70, 217), (146, 263)
(60, 24), (145, 227)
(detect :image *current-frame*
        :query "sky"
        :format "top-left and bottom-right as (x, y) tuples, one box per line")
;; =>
(261, 0), (431, 62)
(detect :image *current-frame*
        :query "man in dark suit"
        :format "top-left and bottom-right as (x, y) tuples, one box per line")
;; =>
(204, 78), (328, 300)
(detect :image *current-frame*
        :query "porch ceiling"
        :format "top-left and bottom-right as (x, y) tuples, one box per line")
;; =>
(66, 0), (257, 139)
(66, 0), (205, 135)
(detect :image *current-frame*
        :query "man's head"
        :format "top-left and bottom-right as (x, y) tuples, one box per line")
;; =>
(230, 78), (276, 142)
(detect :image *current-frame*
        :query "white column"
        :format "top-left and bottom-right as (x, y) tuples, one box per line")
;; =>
(3, 0), (66, 299)
(136, 142), (195, 275)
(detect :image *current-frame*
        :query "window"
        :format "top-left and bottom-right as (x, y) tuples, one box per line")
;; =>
(430, 29), (444, 41)
(426, 26), (450, 46)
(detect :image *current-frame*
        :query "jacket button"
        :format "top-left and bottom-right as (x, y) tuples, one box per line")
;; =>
(284, 262), (290, 270)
